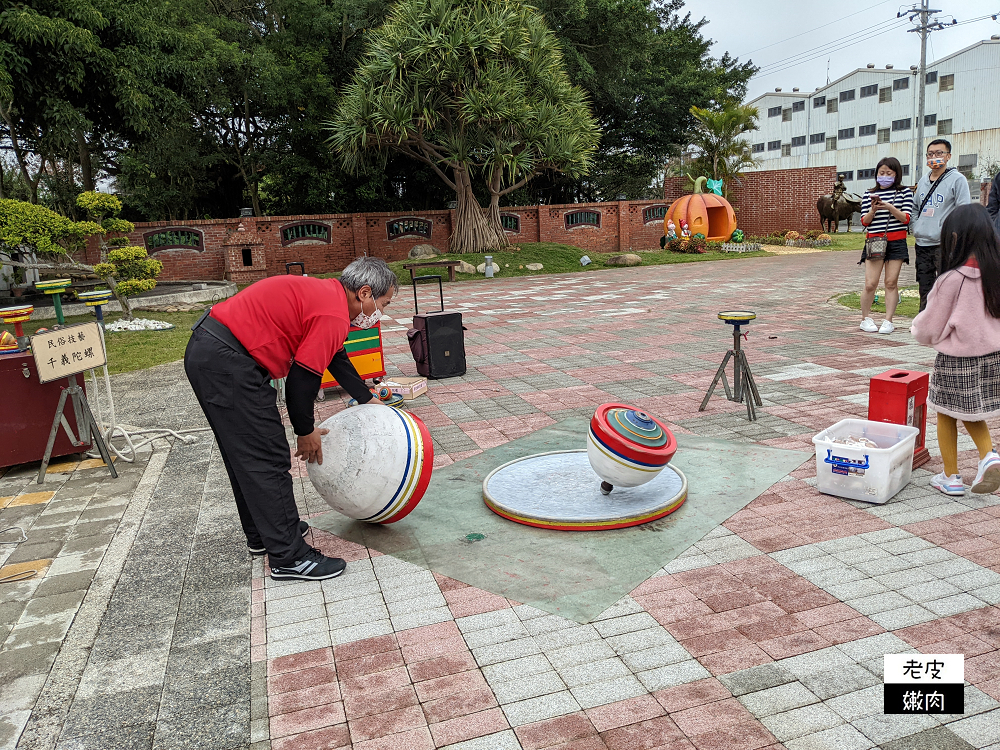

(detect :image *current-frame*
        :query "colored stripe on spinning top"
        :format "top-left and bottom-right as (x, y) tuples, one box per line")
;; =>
(608, 409), (667, 447)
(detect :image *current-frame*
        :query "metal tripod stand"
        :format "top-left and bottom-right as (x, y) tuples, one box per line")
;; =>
(38, 374), (117, 483)
(699, 312), (763, 421)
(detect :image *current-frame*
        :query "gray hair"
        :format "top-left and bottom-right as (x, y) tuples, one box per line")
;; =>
(340, 256), (399, 298)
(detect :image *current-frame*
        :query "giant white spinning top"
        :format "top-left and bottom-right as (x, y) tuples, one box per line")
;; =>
(483, 404), (686, 531)
(308, 404), (433, 523)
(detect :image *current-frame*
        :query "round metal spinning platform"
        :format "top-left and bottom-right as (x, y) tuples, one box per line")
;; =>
(483, 450), (687, 531)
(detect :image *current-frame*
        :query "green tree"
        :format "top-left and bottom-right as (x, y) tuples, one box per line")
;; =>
(329, 0), (600, 253)
(686, 103), (759, 196)
(0, 192), (160, 320)
(528, 0), (756, 202)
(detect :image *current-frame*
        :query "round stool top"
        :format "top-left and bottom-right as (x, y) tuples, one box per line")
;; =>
(78, 290), (113, 306)
(718, 310), (756, 324)
(0, 305), (34, 322)
(36, 279), (72, 293)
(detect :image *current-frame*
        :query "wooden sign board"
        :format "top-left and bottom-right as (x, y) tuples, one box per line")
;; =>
(30, 322), (107, 384)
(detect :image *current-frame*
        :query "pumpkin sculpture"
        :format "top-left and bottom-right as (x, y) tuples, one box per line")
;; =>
(665, 176), (737, 242)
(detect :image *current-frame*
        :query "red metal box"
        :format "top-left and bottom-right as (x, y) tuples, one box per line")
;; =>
(0, 351), (86, 470)
(868, 369), (930, 469)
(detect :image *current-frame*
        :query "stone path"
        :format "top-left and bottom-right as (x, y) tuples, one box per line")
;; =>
(3, 250), (1000, 750)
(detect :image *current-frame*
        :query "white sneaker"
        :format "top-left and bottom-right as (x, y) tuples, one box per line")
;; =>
(860, 318), (878, 333)
(931, 472), (966, 496)
(878, 320), (895, 334)
(971, 451), (1000, 494)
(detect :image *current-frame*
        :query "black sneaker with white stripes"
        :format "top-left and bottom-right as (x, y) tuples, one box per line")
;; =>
(269, 547), (346, 581)
(247, 520), (310, 556)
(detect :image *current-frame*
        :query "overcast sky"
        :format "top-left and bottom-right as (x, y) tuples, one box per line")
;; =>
(686, 0), (1000, 101)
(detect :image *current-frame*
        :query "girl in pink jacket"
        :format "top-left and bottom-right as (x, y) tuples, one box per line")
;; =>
(912, 204), (1000, 496)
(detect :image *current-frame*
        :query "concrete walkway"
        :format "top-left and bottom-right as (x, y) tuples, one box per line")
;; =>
(3, 250), (1000, 750)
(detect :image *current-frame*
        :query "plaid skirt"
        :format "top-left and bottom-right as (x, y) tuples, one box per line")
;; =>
(929, 351), (1000, 421)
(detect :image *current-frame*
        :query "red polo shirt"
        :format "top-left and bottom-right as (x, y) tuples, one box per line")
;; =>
(210, 276), (351, 379)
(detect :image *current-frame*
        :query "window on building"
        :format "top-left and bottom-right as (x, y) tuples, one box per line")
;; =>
(813, 96), (826, 108)
(878, 127), (891, 143)
(858, 124), (877, 137)
(752, 142), (765, 153)
(926, 71), (938, 84)
(826, 136), (837, 151)
(891, 118), (911, 131)
(858, 168), (877, 180)
(767, 140), (781, 151)
(839, 89), (855, 102)
(901, 164), (910, 176)
(939, 73), (954, 91)
(565, 210), (601, 230)
(860, 84), (878, 98)
(840, 171), (854, 180)
(782, 108), (792, 122)
(937, 119), (953, 135)
(781, 144), (792, 156)
(838, 127), (855, 140)
(879, 87), (892, 103)
(810, 132), (826, 144)
(768, 106), (782, 117)
(827, 98), (838, 113)
(792, 100), (805, 112)
(893, 77), (910, 91)
(790, 136), (806, 147)
(924, 113), (937, 127)
(958, 154), (978, 177)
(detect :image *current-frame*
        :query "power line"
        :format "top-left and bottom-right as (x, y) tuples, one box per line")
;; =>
(753, 17), (905, 74)
(734, 0), (898, 57)
(754, 19), (909, 78)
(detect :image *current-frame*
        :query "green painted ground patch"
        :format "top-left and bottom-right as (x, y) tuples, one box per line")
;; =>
(311, 417), (810, 623)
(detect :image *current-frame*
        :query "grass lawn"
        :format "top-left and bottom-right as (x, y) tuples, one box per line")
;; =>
(837, 285), (921, 319)
(317, 241), (773, 285)
(824, 232), (866, 252)
(2, 309), (204, 375)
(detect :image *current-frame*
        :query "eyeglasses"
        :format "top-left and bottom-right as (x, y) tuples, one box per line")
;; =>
(926, 151), (949, 158)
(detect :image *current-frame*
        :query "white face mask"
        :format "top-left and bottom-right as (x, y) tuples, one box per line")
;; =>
(351, 294), (382, 329)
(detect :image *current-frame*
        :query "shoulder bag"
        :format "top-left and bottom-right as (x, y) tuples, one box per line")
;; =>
(909, 168), (954, 235)
(863, 190), (898, 261)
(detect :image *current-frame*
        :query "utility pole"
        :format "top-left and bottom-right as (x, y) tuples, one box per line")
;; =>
(915, 0), (929, 183)
(901, 2), (958, 183)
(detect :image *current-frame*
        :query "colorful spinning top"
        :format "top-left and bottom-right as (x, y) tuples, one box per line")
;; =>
(35, 279), (72, 325)
(0, 304), (33, 342)
(307, 403), (433, 523)
(0, 330), (18, 352)
(77, 289), (114, 325)
(587, 403), (677, 495)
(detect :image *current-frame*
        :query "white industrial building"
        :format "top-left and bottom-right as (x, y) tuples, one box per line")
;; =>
(744, 38), (1000, 193)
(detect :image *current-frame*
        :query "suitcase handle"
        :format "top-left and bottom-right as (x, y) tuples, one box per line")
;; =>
(285, 262), (306, 275)
(412, 275), (444, 314)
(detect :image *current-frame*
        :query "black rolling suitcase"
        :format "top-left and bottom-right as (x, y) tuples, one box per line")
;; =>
(407, 275), (466, 379)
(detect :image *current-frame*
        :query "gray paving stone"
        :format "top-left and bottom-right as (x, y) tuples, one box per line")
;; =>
(868, 604), (938, 630)
(739, 681), (820, 718)
(491, 670), (566, 704)
(500, 690), (580, 727)
(482, 655), (553, 685)
(720, 663), (797, 697)
(798, 664), (880, 700)
(880, 725), (977, 750)
(760, 703), (843, 742)
(543, 639), (615, 670)
(557, 657), (631, 688)
(784, 722), (875, 750)
(440, 728), (523, 750)
(636, 659), (710, 691)
(948, 708), (1000, 747)
(473, 638), (541, 667)
(151, 700), (250, 750)
(570, 674), (647, 710)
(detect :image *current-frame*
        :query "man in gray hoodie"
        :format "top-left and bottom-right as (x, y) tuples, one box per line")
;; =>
(911, 138), (971, 311)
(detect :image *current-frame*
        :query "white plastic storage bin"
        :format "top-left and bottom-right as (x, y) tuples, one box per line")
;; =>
(812, 419), (920, 504)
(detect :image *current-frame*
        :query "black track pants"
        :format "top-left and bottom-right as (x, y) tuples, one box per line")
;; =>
(184, 327), (309, 566)
(915, 244), (941, 313)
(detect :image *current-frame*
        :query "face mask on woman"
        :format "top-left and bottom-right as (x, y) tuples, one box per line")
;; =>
(876, 175), (895, 188)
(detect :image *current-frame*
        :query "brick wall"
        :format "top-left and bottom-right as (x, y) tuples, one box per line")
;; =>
(664, 166), (839, 237)
(110, 200), (675, 281)
(96, 171), (843, 282)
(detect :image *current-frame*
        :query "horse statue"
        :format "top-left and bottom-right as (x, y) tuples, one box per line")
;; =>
(817, 192), (863, 233)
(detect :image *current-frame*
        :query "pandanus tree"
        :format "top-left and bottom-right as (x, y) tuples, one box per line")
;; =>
(327, 0), (600, 253)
